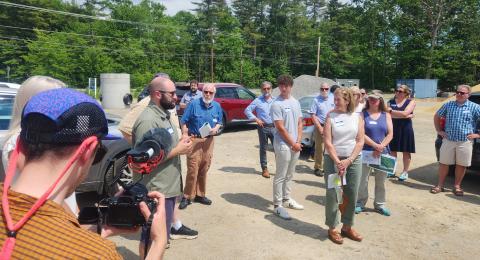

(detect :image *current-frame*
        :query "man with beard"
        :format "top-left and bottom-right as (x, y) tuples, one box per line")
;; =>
(244, 81), (275, 178)
(132, 77), (194, 255)
(178, 83), (223, 209)
(179, 80), (202, 109)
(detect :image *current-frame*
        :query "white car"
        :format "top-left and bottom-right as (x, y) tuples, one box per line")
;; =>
(299, 95), (316, 148)
(0, 82), (21, 89)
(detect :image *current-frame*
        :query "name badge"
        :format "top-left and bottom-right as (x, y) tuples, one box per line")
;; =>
(284, 107), (291, 113)
(391, 104), (397, 107)
(213, 118), (218, 123)
(167, 128), (174, 134)
(369, 121), (378, 125)
(462, 110), (470, 114)
(334, 118), (344, 126)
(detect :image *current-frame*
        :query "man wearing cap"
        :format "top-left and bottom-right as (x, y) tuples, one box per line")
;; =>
(132, 77), (195, 253)
(179, 80), (202, 109)
(310, 82), (335, 177)
(178, 83), (223, 209)
(0, 88), (167, 259)
(244, 81), (275, 178)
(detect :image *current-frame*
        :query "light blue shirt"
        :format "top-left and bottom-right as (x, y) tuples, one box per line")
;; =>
(180, 90), (203, 105)
(271, 96), (302, 146)
(310, 94), (334, 124)
(244, 95), (275, 124)
(437, 100), (480, 141)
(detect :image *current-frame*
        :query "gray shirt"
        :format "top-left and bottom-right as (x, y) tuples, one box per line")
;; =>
(270, 96), (302, 146)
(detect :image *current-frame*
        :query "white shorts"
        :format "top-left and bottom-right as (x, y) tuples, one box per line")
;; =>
(439, 139), (473, 167)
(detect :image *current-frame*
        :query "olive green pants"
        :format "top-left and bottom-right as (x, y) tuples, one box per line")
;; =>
(324, 154), (362, 228)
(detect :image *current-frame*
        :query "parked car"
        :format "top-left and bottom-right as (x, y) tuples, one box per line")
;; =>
(0, 88), (132, 196)
(434, 92), (480, 173)
(298, 95), (316, 148)
(194, 83), (256, 134)
(0, 82), (21, 89)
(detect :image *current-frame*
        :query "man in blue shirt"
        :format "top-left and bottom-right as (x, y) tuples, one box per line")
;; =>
(179, 83), (223, 209)
(432, 84), (480, 196)
(310, 83), (335, 177)
(244, 81), (275, 178)
(179, 80), (203, 109)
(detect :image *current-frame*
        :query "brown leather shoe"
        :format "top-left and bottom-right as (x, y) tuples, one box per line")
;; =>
(341, 228), (363, 242)
(262, 168), (270, 178)
(328, 230), (343, 244)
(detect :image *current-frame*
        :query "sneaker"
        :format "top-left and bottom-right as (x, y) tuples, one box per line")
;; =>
(387, 173), (396, 178)
(375, 207), (391, 216)
(354, 206), (364, 214)
(283, 198), (304, 210)
(398, 172), (408, 181)
(194, 196), (212, 205)
(314, 169), (324, 177)
(178, 197), (191, 209)
(170, 225), (198, 240)
(274, 206), (291, 220)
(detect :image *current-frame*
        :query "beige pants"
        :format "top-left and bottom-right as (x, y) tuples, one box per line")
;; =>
(184, 137), (214, 199)
(314, 128), (324, 171)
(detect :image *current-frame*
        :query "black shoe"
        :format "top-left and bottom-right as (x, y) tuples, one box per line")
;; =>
(170, 225), (198, 240)
(314, 169), (324, 177)
(194, 196), (212, 205)
(178, 197), (191, 209)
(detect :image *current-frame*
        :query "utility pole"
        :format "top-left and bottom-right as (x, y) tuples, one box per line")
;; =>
(6, 66), (10, 82)
(210, 28), (215, 82)
(240, 49), (243, 84)
(315, 36), (321, 77)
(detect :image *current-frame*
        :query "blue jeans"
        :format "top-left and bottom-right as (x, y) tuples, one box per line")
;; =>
(258, 125), (275, 169)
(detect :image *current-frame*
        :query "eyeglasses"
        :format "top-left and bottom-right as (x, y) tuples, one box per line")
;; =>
(360, 93), (366, 95)
(93, 142), (107, 164)
(262, 87), (271, 91)
(456, 91), (468, 96)
(156, 90), (176, 97)
(203, 91), (215, 95)
(395, 90), (405, 93)
(320, 88), (329, 91)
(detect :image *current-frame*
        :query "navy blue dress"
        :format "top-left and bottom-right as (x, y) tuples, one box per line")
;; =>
(388, 98), (415, 153)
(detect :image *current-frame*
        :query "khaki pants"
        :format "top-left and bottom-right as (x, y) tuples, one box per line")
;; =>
(184, 137), (214, 199)
(273, 142), (300, 206)
(314, 128), (324, 171)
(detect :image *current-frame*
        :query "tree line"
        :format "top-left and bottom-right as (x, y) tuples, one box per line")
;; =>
(0, 0), (479, 92)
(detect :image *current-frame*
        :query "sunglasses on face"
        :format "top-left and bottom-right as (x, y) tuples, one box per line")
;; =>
(320, 88), (329, 91)
(456, 91), (468, 96)
(262, 87), (271, 91)
(203, 91), (215, 95)
(360, 93), (366, 95)
(155, 90), (176, 97)
(93, 142), (107, 164)
(395, 90), (405, 93)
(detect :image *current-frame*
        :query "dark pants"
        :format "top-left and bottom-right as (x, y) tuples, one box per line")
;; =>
(258, 125), (275, 169)
(141, 196), (176, 242)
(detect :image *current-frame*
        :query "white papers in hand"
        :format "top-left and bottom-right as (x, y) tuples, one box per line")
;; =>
(362, 150), (380, 165)
(199, 122), (212, 138)
(327, 173), (347, 189)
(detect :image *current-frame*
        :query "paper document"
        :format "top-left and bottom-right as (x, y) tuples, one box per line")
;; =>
(362, 150), (380, 165)
(369, 154), (397, 175)
(327, 173), (347, 189)
(199, 122), (212, 138)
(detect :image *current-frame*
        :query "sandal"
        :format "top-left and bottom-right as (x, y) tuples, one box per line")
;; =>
(453, 187), (464, 196)
(430, 186), (445, 194)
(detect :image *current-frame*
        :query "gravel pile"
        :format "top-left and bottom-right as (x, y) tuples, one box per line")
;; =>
(272, 75), (336, 98)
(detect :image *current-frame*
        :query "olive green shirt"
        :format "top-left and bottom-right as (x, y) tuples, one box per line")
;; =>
(132, 102), (182, 198)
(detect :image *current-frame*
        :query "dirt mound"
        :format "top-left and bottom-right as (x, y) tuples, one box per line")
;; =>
(272, 75), (337, 99)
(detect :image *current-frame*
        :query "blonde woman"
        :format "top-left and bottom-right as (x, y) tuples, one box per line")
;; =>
(387, 85), (416, 181)
(324, 87), (365, 244)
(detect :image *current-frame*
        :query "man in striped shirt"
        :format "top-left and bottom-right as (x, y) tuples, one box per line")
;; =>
(432, 84), (480, 196)
(0, 88), (166, 259)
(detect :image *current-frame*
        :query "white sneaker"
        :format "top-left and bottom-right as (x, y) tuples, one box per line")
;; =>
(274, 206), (291, 220)
(398, 172), (409, 181)
(284, 198), (304, 210)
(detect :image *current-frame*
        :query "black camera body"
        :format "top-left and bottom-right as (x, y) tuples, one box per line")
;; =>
(78, 183), (156, 228)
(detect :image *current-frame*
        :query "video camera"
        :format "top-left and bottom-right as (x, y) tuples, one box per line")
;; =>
(78, 128), (173, 228)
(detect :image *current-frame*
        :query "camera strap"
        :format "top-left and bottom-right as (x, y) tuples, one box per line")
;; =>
(143, 212), (155, 259)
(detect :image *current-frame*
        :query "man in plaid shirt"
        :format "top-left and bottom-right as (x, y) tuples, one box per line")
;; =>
(432, 84), (480, 196)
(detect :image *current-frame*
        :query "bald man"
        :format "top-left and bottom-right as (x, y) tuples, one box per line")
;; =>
(132, 77), (194, 252)
(179, 84), (223, 209)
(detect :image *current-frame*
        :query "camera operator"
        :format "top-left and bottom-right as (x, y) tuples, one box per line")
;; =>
(0, 88), (167, 259)
(132, 77), (193, 255)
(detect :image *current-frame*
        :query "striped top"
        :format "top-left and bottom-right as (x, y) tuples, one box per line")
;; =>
(437, 100), (480, 141)
(0, 186), (122, 259)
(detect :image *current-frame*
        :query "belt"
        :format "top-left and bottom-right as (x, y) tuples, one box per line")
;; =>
(263, 123), (274, 127)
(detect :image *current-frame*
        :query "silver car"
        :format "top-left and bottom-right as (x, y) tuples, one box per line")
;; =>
(299, 95), (316, 148)
(0, 88), (132, 196)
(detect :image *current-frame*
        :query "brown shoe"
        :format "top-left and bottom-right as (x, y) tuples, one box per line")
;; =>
(262, 168), (270, 178)
(328, 230), (343, 244)
(341, 228), (363, 242)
